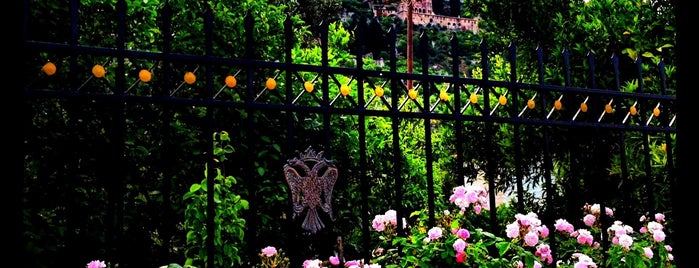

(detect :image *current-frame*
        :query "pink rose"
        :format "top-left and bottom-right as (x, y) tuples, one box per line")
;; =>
(87, 260), (106, 268)
(329, 256), (340, 265)
(525, 231), (539, 247)
(455, 251), (467, 263)
(655, 213), (665, 222)
(428, 227), (443, 240)
(261, 246), (277, 257)
(643, 247), (654, 258)
(456, 228), (470, 239)
(538, 225), (549, 238)
(583, 214), (596, 227)
(453, 238), (467, 253)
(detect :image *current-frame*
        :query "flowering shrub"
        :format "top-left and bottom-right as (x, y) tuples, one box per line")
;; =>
(300, 258), (380, 268)
(554, 205), (675, 268)
(367, 185), (676, 268)
(86, 260), (107, 268)
(256, 246), (290, 268)
(87, 259), (196, 268)
(370, 185), (500, 267)
(91, 183), (675, 268)
(256, 246), (381, 268)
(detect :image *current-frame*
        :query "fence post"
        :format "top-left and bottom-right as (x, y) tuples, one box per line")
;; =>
(451, 33), (464, 190)
(353, 18), (372, 264)
(419, 30), (436, 228)
(509, 42), (526, 214)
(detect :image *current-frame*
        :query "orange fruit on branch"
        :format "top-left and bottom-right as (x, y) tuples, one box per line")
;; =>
(42, 62), (57, 76)
(374, 86), (384, 97)
(469, 93), (478, 104)
(92, 64), (105, 78)
(266, 78), (276, 90)
(408, 88), (418, 100)
(498, 95), (507, 106)
(139, 69), (152, 82)
(439, 91), (450, 102)
(605, 104), (613, 114)
(304, 81), (314, 93)
(184, 71), (196, 85)
(340, 84), (350, 96)
(225, 75), (237, 88)
(554, 100), (562, 110)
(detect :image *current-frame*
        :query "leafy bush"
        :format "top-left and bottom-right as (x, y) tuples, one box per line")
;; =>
(182, 131), (250, 267)
(368, 185), (675, 268)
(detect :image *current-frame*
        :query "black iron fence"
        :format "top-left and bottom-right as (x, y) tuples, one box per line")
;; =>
(20, 1), (679, 268)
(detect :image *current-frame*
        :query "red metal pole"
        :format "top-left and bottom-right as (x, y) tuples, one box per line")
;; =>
(406, 0), (413, 90)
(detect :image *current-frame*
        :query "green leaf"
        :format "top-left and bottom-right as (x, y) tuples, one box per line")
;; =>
(450, 219), (460, 230)
(189, 184), (202, 193)
(496, 241), (511, 257)
(186, 230), (197, 241)
(272, 143), (281, 152)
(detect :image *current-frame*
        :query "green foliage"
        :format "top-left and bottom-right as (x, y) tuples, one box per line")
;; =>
(292, 22), (353, 66)
(21, 0), (677, 267)
(160, 263), (197, 268)
(287, 0), (342, 37)
(369, 186), (537, 267)
(554, 207), (675, 268)
(182, 131), (250, 267)
(370, 191), (676, 268)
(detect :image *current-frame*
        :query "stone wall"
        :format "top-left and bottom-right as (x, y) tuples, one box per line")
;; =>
(372, 0), (479, 33)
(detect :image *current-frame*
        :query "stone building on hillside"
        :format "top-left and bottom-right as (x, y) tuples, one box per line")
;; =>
(370, 0), (478, 33)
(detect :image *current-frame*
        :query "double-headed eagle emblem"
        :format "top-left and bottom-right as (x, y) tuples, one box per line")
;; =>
(284, 147), (338, 234)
